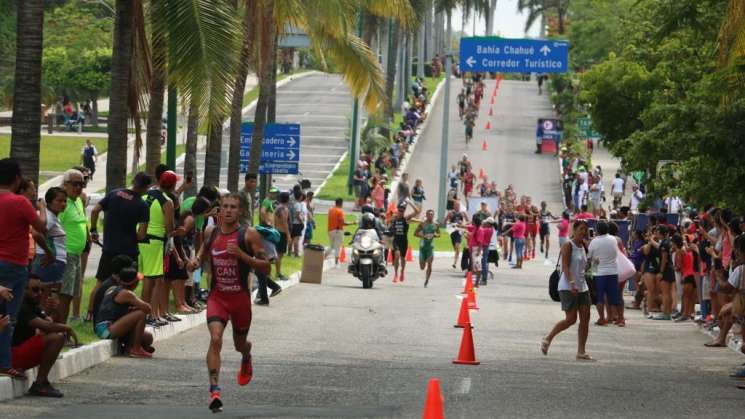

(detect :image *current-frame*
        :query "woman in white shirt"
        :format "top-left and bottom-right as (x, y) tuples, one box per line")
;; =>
(541, 220), (594, 361)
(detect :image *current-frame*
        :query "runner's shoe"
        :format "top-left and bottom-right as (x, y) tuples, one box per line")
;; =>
(209, 390), (223, 413)
(237, 354), (253, 386)
(399, 272), (405, 282)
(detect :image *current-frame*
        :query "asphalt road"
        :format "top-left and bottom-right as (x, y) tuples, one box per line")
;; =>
(406, 77), (562, 215)
(4, 77), (744, 418)
(3, 259), (743, 418)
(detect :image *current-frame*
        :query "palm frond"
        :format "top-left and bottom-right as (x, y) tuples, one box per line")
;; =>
(155, 0), (242, 124)
(718, 0), (745, 68)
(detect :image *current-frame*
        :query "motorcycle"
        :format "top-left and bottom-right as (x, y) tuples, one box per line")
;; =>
(348, 229), (387, 289)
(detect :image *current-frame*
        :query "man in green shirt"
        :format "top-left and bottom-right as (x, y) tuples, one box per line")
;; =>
(415, 209), (440, 288)
(239, 173), (257, 227)
(58, 169), (88, 324)
(260, 187), (278, 226)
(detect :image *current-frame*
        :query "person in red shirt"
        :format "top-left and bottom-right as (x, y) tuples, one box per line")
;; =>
(463, 170), (475, 199)
(502, 215), (527, 269)
(190, 193), (270, 413)
(574, 204), (594, 220)
(0, 159), (48, 379)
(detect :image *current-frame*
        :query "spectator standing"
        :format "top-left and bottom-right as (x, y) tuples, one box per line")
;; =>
(371, 178), (385, 210)
(30, 188), (67, 319)
(56, 170), (88, 324)
(12, 276), (76, 397)
(289, 191), (304, 257)
(411, 178), (425, 209)
(611, 173), (624, 209)
(326, 198), (352, 264)
(542, 220), (593, 361)
(0, 158), (47, 379)
(88, 173), (151, 326)
(445, 201), (468, 270)
(80, 139), (97, 180)
(397, 173), (411, 205)
(304, 191), (315, 245)
(477, 218), (495, 285)
(502, 215), (527, 269)
(273, 192), (291, 281)
(238, 173), (257, 227)
(630, 185), (644, 212)
(588, 221), (622, 327)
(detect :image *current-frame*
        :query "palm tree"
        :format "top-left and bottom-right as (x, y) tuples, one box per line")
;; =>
(183, 98), (199, 197)
(145, 4), (166, 176)
(10, 0), (44, 186)
(246, 0), (413, 175)
(227, 0), (257, 192)
(106, 0), (135, 191)
(718, 0), (745, 68)
(517, 0), (569, 35)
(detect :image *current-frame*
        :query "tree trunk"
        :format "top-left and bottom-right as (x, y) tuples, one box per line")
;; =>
(558, 7), (566, 35)
(145, 26), (166, 176)
(394, 32), (405, 115)
(10, 0), (43, 187)
(227, 2), (255, 192)
(132, 116), (142, 175)
(91, 97), (99, 128)
(417, 23), (425, 79)
(203, 117), (224, 188)
(183, 99), (199, 197)
(247, 0), (276, 175)
(106, 0), (134, 192)
(486, 0), (497, 35)
(384, 21), (400, 121)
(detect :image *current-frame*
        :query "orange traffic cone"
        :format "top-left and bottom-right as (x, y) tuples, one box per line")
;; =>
(406, 246), (414, 262)
(467, 286), (479, 310)
(339, 247), (347, 263)
(488, 107), (493, 116)
(454, 297), (474, 328)
(453, 322), (480, 365)
(478, 168), (485, 179)
(481, 140), (488, 151)
(422, 378), (445, 419)
(462, 271), (474, 294)
(485, 121), (491, 130)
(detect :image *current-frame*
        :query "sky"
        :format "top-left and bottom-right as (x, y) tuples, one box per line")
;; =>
(450, 0), (541, 38)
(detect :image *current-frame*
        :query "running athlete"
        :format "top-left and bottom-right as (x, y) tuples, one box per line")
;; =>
(389, 201), (421, 283)
(539, 201), (557, 258)
(457, 90), (466, 120)
(415, 210), (440, 287)
(464, 113), (475, 144)
(190, 193), (270, 413)
(445, 201), (468, 269)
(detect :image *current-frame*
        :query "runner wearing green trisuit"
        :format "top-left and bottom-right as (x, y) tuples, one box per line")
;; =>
(415, 209), (440, 287)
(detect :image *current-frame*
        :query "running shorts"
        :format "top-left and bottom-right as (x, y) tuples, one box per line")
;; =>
(207, 291), (252, 333)
(138, 238), (165, 277)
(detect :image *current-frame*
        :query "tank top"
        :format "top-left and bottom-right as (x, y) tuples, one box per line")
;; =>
(681, 250), (694, 278)
(97, 286), (131, 323)
(420, 223), (437, 249)
(558, 241), (588, 292)
(144, 189), (171, 239)
(449, 211), (464, 225)
(392, 217), (408, 239)
(210, 229), (244, 294)
(540, 210), (551, 224)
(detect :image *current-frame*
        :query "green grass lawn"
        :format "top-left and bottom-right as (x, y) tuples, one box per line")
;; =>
(0, 135), (108, 173)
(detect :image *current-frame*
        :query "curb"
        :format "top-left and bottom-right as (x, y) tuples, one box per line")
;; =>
(0, 257), (340, 401)
(389, 77), (447, 201)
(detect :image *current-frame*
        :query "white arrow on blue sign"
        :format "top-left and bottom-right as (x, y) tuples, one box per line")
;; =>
(240, 123), (301, 174)
(459, 37), (569, 74)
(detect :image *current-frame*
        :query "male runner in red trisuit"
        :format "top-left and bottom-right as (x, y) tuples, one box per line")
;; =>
(190, 193), (270, 413)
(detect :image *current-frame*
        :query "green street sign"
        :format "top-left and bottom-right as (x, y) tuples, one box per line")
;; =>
(577, 116), (599, 139)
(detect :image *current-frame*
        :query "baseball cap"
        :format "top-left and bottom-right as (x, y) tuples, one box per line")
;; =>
(269, 187), (279, 194)
(159, 170), (180, 188)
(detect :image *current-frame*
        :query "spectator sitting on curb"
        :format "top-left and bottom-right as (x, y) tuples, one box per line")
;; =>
(12, 275), (77, 397)
(93, 267), (154, 358)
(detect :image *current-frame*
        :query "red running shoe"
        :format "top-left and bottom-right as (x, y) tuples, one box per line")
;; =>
(209, 390), (223, 413)
(237, 354), (253, 386)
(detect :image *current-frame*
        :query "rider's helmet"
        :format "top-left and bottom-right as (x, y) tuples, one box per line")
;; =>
(361, 213), (376, 230)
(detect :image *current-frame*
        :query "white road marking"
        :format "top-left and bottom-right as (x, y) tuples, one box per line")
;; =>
(457, 378), (471, 394)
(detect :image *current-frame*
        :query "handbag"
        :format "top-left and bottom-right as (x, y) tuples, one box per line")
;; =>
(617, 249), (636, 282)
(548, 247), (562, 302)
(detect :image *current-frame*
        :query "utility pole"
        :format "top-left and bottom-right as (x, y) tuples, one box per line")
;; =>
(347, 13), (364, 195)
(437, 12), (452, 222)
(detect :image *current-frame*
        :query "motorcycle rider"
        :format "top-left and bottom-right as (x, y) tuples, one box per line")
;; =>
(349, 212), (387, 280)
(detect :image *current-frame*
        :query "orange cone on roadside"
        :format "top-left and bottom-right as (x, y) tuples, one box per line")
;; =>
(485, 121), (491, 130)
(339, 247), (347, 263)
(454, 297), (474, 328)
(478, 168), (485, 179)
(488, 107), (493, 116)
(481, 140), (488, 151)
(462, 271), (474, 294)
(453, 322), (480, 365)
(422, 378), (445, 419)
(406, 246), (414, 262)
(467, 286), (479, 310)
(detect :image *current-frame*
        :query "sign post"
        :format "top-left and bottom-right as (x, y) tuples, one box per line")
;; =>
(240, 123), (301, 175)
(459, 37), (569, 74)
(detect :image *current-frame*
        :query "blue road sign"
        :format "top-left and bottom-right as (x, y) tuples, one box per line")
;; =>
(459, 37), (569, 73)
(240, 123), (300, 174)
